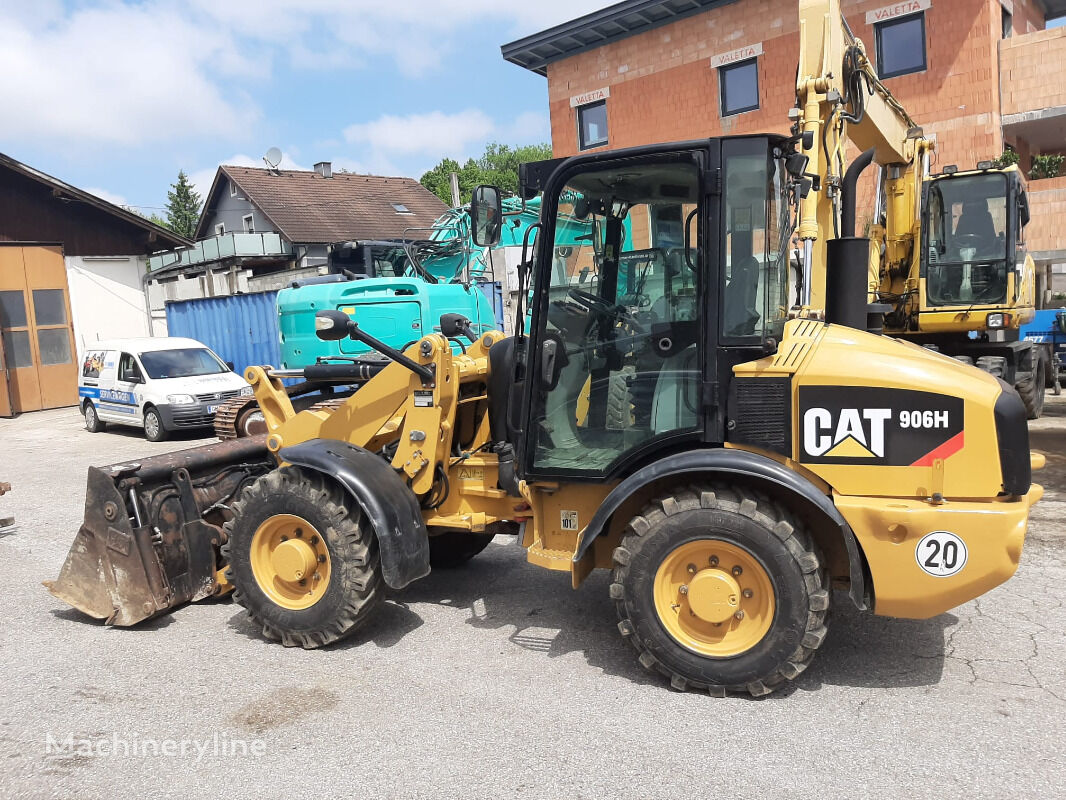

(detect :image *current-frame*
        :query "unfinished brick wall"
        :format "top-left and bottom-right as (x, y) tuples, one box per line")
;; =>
(546, 0), (1012, 170)
(1000, 26), (1066, 118)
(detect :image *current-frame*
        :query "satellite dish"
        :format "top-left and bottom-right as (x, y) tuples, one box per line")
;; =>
(263, 147), (282, 169)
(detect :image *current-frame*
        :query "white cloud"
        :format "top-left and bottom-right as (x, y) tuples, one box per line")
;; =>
(0, 3), (260, 148)
(82, 186), (128, 207)
(344, 110), (494, 158)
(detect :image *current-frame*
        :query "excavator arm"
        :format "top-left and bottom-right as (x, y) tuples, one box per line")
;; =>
(795, 0), (932, 313)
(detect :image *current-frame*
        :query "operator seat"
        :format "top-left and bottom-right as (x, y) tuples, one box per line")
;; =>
(954, 202), (996, 257)
(722, 256), (761, 336)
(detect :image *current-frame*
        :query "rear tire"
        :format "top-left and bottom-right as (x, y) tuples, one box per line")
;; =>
(975, 355), (1006, 380)
(611, 484), (829, 697)
(83, 402), (105, 433)
(223, 467), (383, 648)
(1016, 358), (1046, 420)
(428, 531), (496, 567)
(143, 406), (168, 442)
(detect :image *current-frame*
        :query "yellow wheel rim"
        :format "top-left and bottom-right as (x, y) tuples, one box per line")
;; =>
(653, 539), (775, 657)
(249, 514), (331, 610)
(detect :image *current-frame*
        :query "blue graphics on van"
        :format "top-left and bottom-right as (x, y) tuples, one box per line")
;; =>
(79, 386), (137, 414)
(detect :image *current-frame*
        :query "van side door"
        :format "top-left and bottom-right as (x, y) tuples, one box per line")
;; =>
(106, 351), (145, 424)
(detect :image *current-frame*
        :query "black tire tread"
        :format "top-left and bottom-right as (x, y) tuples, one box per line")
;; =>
(222, 466), (382, 649)
(611, 483), (829, 698)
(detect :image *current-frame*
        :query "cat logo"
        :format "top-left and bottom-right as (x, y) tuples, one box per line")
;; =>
(798, 386), (964, 466)
(803, 407), (891, 459)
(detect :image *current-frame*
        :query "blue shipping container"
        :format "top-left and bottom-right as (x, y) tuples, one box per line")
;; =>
(165, 292), (283, 378)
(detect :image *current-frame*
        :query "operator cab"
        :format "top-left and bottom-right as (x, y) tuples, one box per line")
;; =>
(477, 136), (796, 484)
(922, 167), (1030, 308)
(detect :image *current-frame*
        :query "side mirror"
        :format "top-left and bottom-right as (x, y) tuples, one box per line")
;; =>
(315, 309), (353, 341)
(470, 184), (502, 247)
(225, 361), (235, 371)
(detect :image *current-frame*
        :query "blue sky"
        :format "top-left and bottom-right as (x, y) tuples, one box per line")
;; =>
(0, 0), (609, 215)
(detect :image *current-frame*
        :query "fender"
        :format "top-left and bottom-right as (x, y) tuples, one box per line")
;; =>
(574, 448), (869, 610)
(279, 439), (430, 590)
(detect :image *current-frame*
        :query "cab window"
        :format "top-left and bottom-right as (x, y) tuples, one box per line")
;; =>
(530, 158), (702, 477)
(118, 352), (143, 383)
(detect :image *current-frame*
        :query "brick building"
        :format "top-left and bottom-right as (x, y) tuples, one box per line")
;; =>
(504, 0), (1066, 300)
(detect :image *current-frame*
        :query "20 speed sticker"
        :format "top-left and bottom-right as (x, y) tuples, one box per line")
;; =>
(915, 531), (968, 577)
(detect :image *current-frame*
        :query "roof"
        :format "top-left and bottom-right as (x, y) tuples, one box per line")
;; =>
(195, 166), (449, 243)
(0, 151), (190, 253)
(88, 337), (207, 352)
(501, 0), (737, 75)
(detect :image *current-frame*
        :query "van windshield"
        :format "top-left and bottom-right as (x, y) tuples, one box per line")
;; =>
(138, 348), (228, 379)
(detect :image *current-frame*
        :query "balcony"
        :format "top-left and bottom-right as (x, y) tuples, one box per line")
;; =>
(148, 232), (293, 272)
(1000, 27), (1066, 153)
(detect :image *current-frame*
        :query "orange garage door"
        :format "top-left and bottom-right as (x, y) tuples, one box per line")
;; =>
(0, 245), (78, 414)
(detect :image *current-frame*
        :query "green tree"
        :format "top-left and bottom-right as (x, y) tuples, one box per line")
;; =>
(164, 170), (203, 238)
(420, 142), (553, 205)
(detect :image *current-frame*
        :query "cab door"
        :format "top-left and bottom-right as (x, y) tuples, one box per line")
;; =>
(523, 149), (712, 481)
(103, 352), (145, 424)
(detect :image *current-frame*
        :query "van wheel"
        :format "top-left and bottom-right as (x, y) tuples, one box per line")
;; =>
(143, 407), (168, 442)
(83, 402), (105, 433)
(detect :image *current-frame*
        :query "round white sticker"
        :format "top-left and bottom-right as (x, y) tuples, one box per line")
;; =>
(915, 531), (968, 577)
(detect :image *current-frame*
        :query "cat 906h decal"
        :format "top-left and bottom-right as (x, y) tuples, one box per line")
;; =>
(799, 387), (964, 466)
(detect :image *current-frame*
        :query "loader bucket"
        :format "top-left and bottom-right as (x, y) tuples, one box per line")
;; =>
(45, 436), (273, 626)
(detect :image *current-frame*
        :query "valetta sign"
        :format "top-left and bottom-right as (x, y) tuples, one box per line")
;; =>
(865, 0), (931, 24)
(570, 87), (610, 108)
(710, 42), (763, 69)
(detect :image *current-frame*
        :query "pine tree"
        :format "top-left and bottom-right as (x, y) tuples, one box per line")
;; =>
(165, 170), (203, 238)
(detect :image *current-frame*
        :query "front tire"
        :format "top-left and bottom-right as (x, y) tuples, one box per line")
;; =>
(223, 467), (382, 648)
(143, 406), (168, 442)
(612, 484), (829, 697)
(83, 402), (105, 433)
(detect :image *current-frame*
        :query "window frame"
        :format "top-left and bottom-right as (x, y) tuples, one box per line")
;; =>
(875, 12), (927, 79)
(718, 57), (761, 118)
(242, 214), (255, 233)
(229, 182), (238, 198)
(214, 223), (226, 236)
(576, 100), (609, 151)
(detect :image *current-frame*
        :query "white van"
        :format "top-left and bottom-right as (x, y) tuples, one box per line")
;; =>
(78, 337), (252, 441)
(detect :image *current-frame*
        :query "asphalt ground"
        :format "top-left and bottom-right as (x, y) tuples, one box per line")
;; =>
(0, 400), (1063, 799)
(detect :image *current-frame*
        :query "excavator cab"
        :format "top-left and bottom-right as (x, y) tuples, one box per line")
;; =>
(922, 168), (1026, 311)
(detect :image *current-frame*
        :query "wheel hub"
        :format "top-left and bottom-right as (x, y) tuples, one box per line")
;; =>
(653, 539), (775, 657)
(686, 569), (741, 623)
(249, 514), (331, 610)
(270, 539), (317, 582)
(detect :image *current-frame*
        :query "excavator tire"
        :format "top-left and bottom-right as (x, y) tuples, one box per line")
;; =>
(223, 466), (383, 648)
(975, 355), (1006, 380)
(611, 483), (828, 697)
(1015, 351), (1046, 420)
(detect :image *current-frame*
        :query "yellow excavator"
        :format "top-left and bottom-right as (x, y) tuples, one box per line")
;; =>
(796, 0), (1043, 416)
(47, 2), (1045, 696)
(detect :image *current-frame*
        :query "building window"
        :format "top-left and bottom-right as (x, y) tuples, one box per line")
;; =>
(875, 13), (927, 79)
(577, 100), (608, 150)
(229, 181), (238, 198)
(242, 214), (254, 233)
(1002, 8), (1012, 39)
(719, 58), (760, 117)
(215, 223), (226, 235)
(391, 202), (413, 214)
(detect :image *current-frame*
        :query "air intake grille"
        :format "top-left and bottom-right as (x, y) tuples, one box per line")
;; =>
(727, 377), (792, 456)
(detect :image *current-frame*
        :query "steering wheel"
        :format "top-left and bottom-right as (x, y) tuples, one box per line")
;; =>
(955, 233), (982, 258)
(567, 288), (647, 337)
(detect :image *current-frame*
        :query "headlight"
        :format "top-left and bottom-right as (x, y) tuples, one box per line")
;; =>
(167, 394), (196, 405)
(987, 313), (1006, 329)
(240, 386), (254, 397)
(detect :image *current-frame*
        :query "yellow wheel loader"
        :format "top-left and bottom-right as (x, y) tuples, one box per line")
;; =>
(47, 138), (1044, 696)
